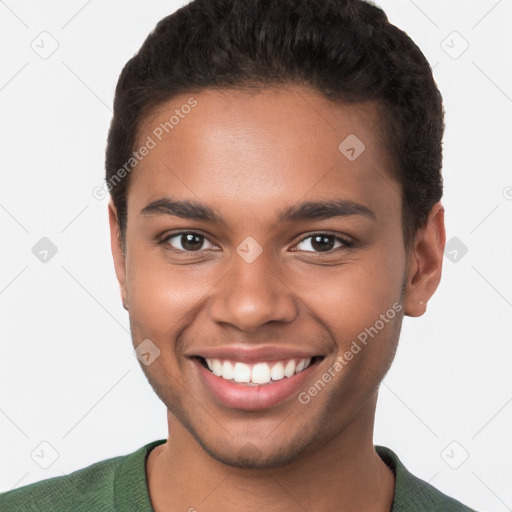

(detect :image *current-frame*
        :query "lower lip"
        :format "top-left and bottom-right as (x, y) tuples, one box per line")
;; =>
(194, 359), (318, 411)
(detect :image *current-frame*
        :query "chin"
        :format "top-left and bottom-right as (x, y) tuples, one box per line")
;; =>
(188, 422), (320, 470)
(201, 438), (314, 470)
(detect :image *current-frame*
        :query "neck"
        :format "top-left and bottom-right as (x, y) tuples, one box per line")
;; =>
(146, 394), (395, 512)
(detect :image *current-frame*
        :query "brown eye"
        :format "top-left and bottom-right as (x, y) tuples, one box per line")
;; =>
(294, 234), (351, 253)
(163, 232), (216, 252)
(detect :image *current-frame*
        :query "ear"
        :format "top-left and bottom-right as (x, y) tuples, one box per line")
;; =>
(108, 200), (128, 310)
(403, 201), (446, 317)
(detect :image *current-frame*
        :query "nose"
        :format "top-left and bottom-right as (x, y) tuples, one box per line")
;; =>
(208, 252), (298, 332)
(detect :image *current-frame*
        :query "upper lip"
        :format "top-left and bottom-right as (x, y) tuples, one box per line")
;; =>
(188, 345), (323, 364)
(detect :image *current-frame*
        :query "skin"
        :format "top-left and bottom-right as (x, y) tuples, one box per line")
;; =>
(108, 86), (445, 512)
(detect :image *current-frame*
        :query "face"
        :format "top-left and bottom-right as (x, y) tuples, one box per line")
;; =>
(109, 86), (444, 468)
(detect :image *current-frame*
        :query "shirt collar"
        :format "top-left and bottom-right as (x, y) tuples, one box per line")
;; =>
(114, 440), (472, 511)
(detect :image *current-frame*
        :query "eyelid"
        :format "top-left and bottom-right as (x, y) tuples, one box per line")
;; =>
(159, 230), (219, 251)
(292, 232), (354, 252)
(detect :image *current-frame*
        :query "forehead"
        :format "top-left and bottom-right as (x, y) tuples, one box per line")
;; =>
(129, 86), (399, 221)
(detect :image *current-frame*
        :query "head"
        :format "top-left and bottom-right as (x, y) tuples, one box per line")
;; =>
(106, 0), (445, 469)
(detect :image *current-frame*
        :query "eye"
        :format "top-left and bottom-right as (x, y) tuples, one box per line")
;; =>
(158, 231), (353, 254)
(161, 232), (217, 252)
(293, 233), (353, 253)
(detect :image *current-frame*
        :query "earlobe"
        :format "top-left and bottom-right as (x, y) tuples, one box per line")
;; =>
(108, 200), (128, 310)
(403, 202), (446, 317)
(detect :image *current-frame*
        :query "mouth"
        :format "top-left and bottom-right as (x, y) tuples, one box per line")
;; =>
(191, 353), (325, 410)
(195, 355), (324, 386)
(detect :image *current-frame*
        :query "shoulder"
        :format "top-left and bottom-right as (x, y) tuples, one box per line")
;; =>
(0, 455), (124, 511)
(0, 440), (165, 512)
(375, 445), (478, 512)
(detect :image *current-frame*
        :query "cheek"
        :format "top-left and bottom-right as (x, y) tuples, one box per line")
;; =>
(292, 245), (404, 334)
(347, 258), (404, 321)
(332, 246), (405, 378)
(125, 248), (218, 344)
(293, 243), (405, 381)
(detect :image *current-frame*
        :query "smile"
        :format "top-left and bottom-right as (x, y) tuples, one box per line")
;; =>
(193, 353), (325, 410)
(201, 357), (315, 386)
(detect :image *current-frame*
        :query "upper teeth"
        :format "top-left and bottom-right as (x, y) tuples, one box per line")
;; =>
(204, 358), (312, 385)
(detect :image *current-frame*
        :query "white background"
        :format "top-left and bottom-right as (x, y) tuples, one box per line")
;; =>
(1, 1), (511, 510)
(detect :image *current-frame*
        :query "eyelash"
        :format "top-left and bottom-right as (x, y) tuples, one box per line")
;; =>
(157, 231), (355, 254)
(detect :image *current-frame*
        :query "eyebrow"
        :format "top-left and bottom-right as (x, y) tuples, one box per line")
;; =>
(140, 196), (376, 223)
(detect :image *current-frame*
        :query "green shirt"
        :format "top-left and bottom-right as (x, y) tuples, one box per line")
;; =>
(0, 440), (477, 511)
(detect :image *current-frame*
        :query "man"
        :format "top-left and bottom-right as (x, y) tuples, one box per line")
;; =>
(0, 0), (477, 510)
